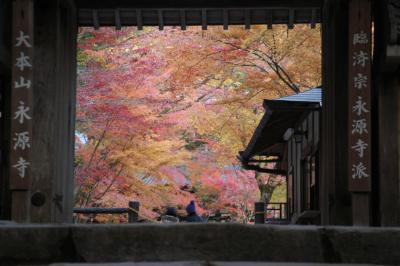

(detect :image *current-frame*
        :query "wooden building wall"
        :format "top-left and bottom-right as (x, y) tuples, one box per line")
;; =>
(287, 110), (320, 221)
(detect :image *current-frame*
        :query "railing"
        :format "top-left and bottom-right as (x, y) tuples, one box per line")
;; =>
(73, 201), (139, 223)
(254, 202), (288, 224)
(266, 202), (288, 221)
(73, 201), (288, 224)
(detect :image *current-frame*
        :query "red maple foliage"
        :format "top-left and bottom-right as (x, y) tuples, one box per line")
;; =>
(75, 25), (320, 222)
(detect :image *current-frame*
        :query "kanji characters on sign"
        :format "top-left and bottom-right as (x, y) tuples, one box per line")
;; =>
(351, 139), (368, 158)
(13, 101), (31, 124)
(12, 157), (30, 178)
(352, 162), (369, 179)
(14, 76), (31, 89)
(352, 96), (369, 116)
(11, 12), (34, 184)
(15, 31), (32, 48)
(13, 131), (30, 150)
(352, 50), (369, 67)
(348, 2), (371, 191)
(353, 73), (368, 89)
(352, 118), (368, 135)
(15, 51), (32, 71)
(353, 31), (368, 45)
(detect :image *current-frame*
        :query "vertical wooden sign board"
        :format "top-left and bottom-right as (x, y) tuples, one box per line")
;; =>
(348, 0), (371, 225)
(10, 0), (33, 222)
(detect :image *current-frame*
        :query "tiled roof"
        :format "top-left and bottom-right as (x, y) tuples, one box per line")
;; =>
(239, 87), (321, 162)
(276, 87), (322, 105)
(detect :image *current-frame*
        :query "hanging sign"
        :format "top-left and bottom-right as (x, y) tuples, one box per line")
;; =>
(10, 0), (33, 190)
(348, 0), (372, 192)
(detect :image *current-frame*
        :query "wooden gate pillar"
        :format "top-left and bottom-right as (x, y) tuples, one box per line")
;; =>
(347, 0), (372, 226)
(9, 0), (34, 223)
(0, 0), (12, 220)
(373, 0), (400, 226)
(29, 0), (77, 223)
(1, 0), (77, 223)
(321, 0), (352, 225)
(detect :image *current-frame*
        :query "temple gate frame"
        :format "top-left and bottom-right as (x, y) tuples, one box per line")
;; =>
(0, 0), (399, 226)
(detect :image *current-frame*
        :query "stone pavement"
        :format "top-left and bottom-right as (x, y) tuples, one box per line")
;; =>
(1, 224), (399, 265)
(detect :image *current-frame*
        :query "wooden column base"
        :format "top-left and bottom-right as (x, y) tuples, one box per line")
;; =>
(352, 193), (370, 226)
(11, 190), (29, 223)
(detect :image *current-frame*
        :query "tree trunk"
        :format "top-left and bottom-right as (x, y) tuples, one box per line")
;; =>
(255, 172), (280, 204)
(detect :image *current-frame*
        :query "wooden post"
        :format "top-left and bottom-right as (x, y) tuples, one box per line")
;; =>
(254, 202), (265, 224)
(321, 0), (352, 226)
(0, 0), (12, 220)
(10, 0), (34, 223)
(348, 0), (372, 226)
(128, 201), (139, 223)
(373, 0), (400, 226)
(25, 0), (78, 223)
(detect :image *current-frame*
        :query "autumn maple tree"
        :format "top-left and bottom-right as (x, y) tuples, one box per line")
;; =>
(75, 24), (321, 222)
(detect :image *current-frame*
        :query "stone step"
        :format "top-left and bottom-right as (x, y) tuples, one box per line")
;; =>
(50, 262), (380, 266)
(1, 224), (399, 265)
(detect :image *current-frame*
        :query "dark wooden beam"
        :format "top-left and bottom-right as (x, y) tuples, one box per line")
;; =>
(311, 8), (316, 28)
(73, 207), (129, 214)
(244, 9), (251, 29)
(247, 159), (282, 163)
(242, 164), (287, 175)
(136, 9), (143, 30)
(92, 9), (99, 29)
(201, 8), (207, 30)
(79, 7), (322, 27)
(267, 9), (273, 29)
(180, 9), (186, 30)
(158, 9), (164, 30)
(288, 9), (294, 29)
(264, 101), (321, 111)
(76, 0), (323, 9)
(223, 9), (228, 30)
(114, 9), (121, 30)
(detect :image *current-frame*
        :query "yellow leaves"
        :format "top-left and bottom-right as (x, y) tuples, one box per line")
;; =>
(222, 78), (234, 87)
(84, 50), (108, 68)
(189, 104), (262, 165)
(112, 138), (191, 180)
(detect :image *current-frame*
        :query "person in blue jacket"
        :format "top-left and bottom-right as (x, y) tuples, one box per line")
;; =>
(184, 200), (203, 222)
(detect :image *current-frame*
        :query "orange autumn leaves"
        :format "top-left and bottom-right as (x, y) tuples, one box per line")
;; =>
(75, 25), (321, 221)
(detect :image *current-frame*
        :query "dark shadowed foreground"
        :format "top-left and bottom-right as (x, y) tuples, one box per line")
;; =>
(0, 224), (399, 265)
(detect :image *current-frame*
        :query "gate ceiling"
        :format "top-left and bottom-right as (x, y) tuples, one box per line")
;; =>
(76, 0), (322, 29)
